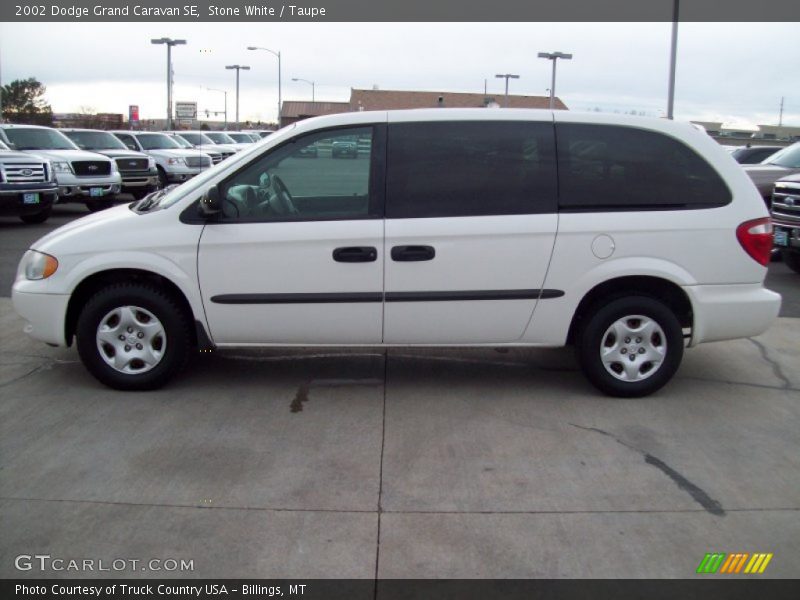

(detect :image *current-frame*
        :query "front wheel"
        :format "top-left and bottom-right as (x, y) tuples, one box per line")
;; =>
(576, 296), (684, 397)
(87, 198), (114, 212)
(20, 207), (52, 224)
(76, 283), (190, 390)
(783, 250), (800, 274)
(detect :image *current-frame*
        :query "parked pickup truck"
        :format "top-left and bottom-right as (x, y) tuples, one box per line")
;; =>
(62, 129), (159, 200)
(771, 175), (800, 274)
(744, 142), (800, 206)
(110, 131), (214, 188)
(0, 124), (122, 212)
(0, 140), (57, 224)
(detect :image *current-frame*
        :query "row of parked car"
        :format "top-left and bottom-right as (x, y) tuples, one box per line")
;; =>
(0, 124), (271, 223)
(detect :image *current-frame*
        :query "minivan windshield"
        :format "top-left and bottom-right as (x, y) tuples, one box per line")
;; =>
(765, 143), (800, 168)
(205, 132), (237, 144)
(137, 133), (182, 150)
(64, 130), (128, 151)
(4, 127), (78, 151)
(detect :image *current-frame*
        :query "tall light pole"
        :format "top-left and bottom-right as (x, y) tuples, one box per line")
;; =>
(247, 46), (282, 127)
(494, 73), (520, 107)
(226, 65), (250, 129)
(292, 78), (315, 103)
(666, 0), (680, 119)
(538, 51), (572, 110)
(151, 37), (186, 130)
(205, 87), (228, 130)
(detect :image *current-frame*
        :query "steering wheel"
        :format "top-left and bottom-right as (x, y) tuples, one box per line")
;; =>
(271, 175), (299, 215)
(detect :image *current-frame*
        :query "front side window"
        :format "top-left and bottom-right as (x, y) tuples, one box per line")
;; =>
(219, 126), (375, 222)
(386, 121), (557, 218)
(556, 124), (731, 210)
(114, 133), (137, 150)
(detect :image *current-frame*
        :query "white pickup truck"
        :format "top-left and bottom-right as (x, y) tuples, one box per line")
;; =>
(0, 124), (121, 212)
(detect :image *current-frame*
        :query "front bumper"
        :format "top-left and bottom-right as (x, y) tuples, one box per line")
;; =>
(12, 289), (70, 347)
(0, 184), (57, 216)
(686, 283), (781, 346)
(120, 171), (159, 191)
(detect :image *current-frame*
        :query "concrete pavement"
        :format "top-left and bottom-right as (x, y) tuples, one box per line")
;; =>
(1, 298), (798, 578)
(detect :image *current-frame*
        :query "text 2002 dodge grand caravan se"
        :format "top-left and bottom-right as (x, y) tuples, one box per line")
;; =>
(12, 110), (781, 397)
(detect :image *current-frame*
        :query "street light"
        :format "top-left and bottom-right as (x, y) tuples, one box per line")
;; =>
(666, 0), (680, 119)
(225, 65), (251, 129)
(205, 87), (228, 131)
(292, 78), (315, 103)
(151, 37), (186, 130)
(247, 46), (282, 127)
(538, 51), (572, 110)
(494, 73), (520, 107)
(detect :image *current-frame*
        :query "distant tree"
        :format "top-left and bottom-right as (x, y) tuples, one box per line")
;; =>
(1, 78), (53, 125)
(200, 122), (210, 130)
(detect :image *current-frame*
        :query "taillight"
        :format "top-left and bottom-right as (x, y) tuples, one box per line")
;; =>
(736, 217), (773, 266)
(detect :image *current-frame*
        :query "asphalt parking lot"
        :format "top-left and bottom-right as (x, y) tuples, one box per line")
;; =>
(1, 202), (799, 580)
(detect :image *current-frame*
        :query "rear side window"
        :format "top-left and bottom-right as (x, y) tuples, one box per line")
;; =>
(556, 124), (731, 210)
(386, 121), (557, 218)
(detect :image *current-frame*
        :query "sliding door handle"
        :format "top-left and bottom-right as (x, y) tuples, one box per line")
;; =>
(333, 246), (378, 263)
(391, 245), (436, 262)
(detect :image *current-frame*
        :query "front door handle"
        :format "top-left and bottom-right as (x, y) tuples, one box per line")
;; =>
(391, 245), (436, 262)
(333, 246), (378, 263)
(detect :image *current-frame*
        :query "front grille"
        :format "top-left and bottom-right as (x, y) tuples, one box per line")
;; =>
(1, 162), (47, 183)
(209, 154), (223, 164)
(72, 160), (111, 177)
(115, 157), (149, 172)
(184, 156), (212, 168)
(772, 186), (800, 225)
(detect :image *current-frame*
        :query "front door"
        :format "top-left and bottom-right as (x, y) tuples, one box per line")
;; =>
(198, 124), (386, 345)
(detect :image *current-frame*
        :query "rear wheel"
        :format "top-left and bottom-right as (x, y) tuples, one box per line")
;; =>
(76, 283), (191, 390)
(783, 250), (800, 274)
(576, 296), (684, 397)
(20, 207), (52, 224)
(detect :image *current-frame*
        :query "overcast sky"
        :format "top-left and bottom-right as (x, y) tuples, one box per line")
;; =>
(0, 21), (797, 128)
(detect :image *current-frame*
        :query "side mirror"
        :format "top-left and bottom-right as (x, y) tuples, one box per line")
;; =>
(198, 185), (222, 219)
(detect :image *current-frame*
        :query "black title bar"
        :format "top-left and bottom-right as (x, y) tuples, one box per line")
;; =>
(3, 0), (799, 22)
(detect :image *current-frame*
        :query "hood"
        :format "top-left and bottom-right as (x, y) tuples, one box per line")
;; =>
(22, 149), (112, 163)
(775, 172), (800, 186)
(0, 150), (48, 162)
(31, 203), (137, 252)
(90, 149), (150, 160)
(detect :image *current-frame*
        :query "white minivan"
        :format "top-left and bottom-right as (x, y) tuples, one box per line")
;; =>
(12, 110), (781, 396)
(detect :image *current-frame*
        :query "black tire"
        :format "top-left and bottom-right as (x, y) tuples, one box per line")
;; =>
(576, 295), (684, 398)
(87, 198), (114, 212)
(20, 207), (52, 224)
(76, 283), (191, 391)
(782, 250), (800, 274)
(157, 167), (168, 188)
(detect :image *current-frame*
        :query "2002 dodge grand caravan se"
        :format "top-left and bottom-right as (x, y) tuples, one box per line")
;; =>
(12, 110), (781, 396)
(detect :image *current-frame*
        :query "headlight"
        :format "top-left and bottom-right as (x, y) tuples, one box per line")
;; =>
(45, 161), (56, 181)
(21, 250), (59, 280)
(147, 157), (157, 169)
(51, 161), (73, 174)
(167, 158), (185, 166)
(110, 161), (119, 173)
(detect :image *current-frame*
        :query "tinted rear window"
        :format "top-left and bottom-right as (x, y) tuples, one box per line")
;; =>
(386, 121), (557, 218)
(556, 124), (731, 210)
